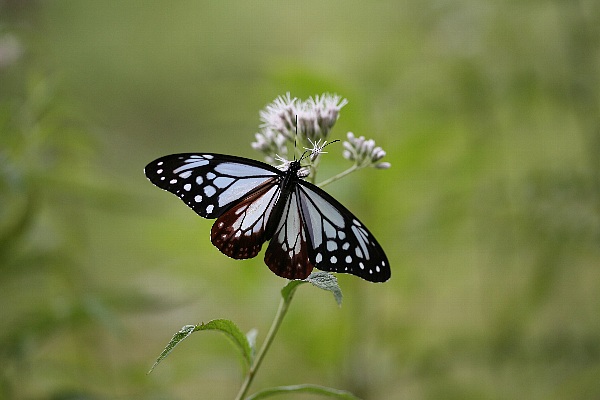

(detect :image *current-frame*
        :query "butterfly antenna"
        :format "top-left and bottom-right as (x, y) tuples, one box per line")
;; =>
(299, 149), (311, 162)
(293, 115), (298, 160)
(322, 139), (340, 148)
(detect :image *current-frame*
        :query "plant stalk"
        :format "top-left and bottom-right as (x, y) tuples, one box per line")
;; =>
(317, 164), (359, 188)
(234, 291), (294, 400)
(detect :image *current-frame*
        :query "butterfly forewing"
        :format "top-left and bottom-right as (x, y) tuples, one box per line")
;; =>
(297, 181), (390, 282)
(144, 153), (281, 219)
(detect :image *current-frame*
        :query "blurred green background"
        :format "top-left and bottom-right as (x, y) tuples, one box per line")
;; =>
(1, 1), (599, 399)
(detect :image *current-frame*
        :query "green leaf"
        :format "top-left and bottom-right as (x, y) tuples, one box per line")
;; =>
(148, 324), (195, 373)
(246, 384), (362, 400)
(307, 272), (343, 306)
(195, 319), (253, 368)
(280, 279), (306, 303)
(280, 272), (343, 306)
(148, 319), (253, 373)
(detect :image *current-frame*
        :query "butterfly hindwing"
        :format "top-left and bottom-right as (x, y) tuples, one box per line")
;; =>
(211, 180), (281, 259)
(144, 153), (282, 219)
(264, 190), (314, 280)
(297, 181), (390, 282)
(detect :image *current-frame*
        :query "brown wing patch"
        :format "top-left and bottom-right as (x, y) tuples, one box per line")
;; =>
(211, 182), (279, 259)
(264, 192), (314, 280)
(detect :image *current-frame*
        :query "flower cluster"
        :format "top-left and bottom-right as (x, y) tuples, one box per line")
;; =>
(251, 126), (288, 164)
(342, 132), (391, 169)
(252, 93), (390, 174)
(252, 93), (347, 163)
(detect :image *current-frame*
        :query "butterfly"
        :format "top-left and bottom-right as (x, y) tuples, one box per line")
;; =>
(144, 153), (390, 282)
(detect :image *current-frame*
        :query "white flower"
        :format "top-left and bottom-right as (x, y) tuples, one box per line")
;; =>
(259, 92), (298, 140)
(304, 138), (333, 161)
(251, 127), (288, 163)
(253, 93), (347, 163)
(296, 94), (347, 141)
(274, 154), (292, 170)
(342, 132), (391, 169)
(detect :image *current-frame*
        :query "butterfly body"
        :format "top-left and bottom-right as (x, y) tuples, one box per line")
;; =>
(263, 160), (301, 238)
(145, 153), (390, 282)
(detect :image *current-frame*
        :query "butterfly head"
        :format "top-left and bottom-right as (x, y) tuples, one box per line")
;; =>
(274, 155), (310, 179)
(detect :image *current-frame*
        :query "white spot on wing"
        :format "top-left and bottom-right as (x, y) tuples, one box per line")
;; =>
(214, 162), (277, 177)
(323, 221), (336, 239)
(352, 225), (370, 261)
(285, 193), (301, 251)
(302, 187), (345, 228)
(204, 186), (216, 197)
(299, 191), (323, 247)
(173, 159), (209, 174)
(218, 177), (273, 207)
(194, 195), (202, 203)
(240, 186), (277, 230)
(214, 176), (234, 188)
(355, 246), (363, 258)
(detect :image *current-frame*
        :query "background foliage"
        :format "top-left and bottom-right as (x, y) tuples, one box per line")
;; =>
(1, 1), (599, 399)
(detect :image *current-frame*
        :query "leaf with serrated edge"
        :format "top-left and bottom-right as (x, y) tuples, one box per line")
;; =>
(148, 324), (195, 373)
(196, 319), (253, 367)
(307, 271), (343, 306)
(246, 384), (362, 400)
(148, 319), (252, 373)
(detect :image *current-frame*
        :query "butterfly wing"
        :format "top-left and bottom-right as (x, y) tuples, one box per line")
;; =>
(144, 153), (282, 219)
(145, 153), (390, 282)
(296, 180), (391, 282)
(145, 153), (285, 259)
(211, 179), (281, 259)
(264, 190), (314, 280)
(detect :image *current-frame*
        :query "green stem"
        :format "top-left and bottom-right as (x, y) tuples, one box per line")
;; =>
(316, 164), (360, 188)
(235, 291), (295, 400)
